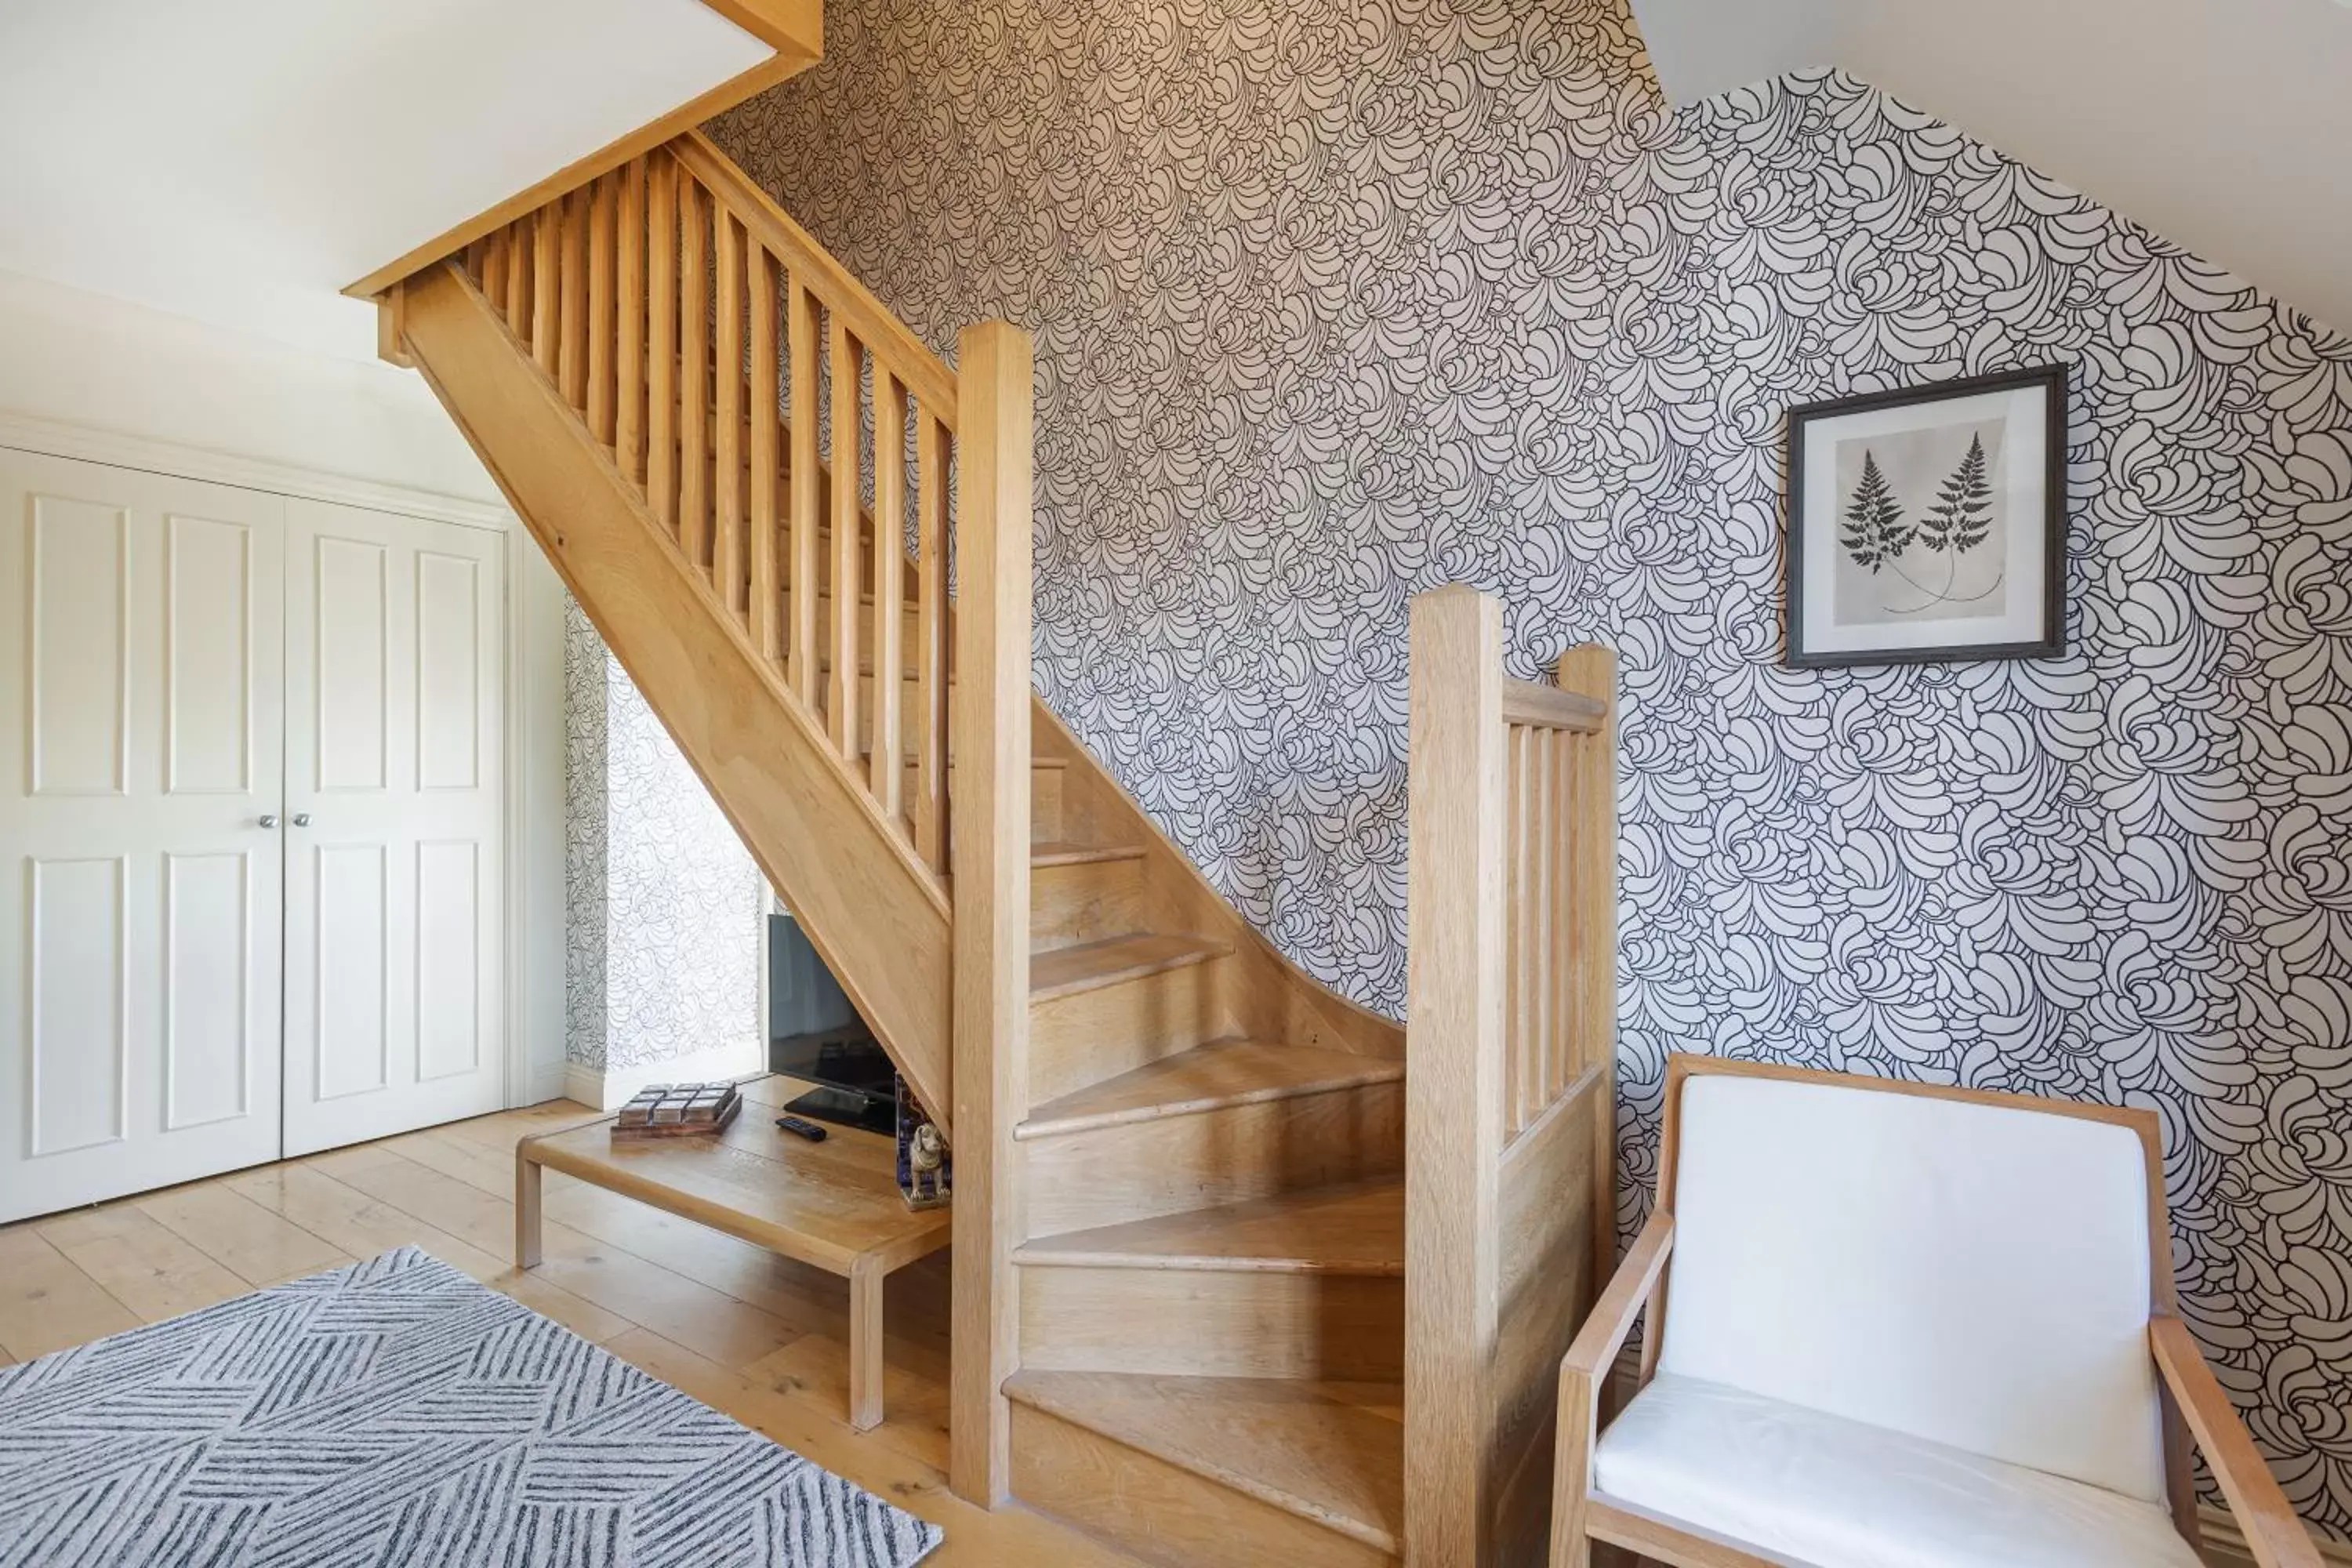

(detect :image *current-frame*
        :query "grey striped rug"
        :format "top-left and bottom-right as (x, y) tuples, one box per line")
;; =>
(0, 1246), (941, 1566)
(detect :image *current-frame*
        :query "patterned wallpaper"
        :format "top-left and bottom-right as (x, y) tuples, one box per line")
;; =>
(707, 0), (2352, 1526)
(564, 597), (765, 1073)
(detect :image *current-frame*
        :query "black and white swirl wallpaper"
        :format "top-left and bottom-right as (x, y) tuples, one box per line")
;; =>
(705, 0), (2352, 1524)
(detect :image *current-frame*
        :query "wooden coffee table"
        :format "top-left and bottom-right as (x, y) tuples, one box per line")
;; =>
(514, 1074), (951, 1430)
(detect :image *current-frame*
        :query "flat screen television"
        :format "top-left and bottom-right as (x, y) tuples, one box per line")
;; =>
(768, 1025), (896, 1134)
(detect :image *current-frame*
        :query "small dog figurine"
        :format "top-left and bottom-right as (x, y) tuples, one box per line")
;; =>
(896, 1076), (951, 1210)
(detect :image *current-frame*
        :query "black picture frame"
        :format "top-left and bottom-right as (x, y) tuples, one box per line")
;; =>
(1784, 363), (2068, 667)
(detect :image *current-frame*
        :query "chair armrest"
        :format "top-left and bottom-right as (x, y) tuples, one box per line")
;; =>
(2149, 1316), (2321, 1568)
(1550, 1210), (1673, 1566)
(1563, 1208), (1675, 1387)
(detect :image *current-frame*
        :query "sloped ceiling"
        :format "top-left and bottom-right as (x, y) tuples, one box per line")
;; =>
(1629, 0), (2352, 334)
(0, 0), (769, 361)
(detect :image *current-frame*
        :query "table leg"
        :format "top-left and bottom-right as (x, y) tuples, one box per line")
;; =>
(848, 1261), (884, 1432)
(516, 1145), (544, 1269)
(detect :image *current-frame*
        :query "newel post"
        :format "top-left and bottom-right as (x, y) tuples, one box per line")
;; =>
(949, 319), (1033, 1507)
(1405, 585), (1511, 1567)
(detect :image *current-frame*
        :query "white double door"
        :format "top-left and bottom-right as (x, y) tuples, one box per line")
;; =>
(0, 448), (506, 1224)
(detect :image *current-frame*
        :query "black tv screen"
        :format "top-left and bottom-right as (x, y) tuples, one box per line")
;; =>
(769, 1028), (894, 1100)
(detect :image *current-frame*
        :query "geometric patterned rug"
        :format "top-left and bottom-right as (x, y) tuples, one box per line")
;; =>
(0, 1247), (942, 1566)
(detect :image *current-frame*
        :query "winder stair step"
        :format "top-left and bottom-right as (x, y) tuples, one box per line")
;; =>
(1005, 1370), (1404, 1558)
(1014, 1177), (1403, 1275)
(1018, 1038), (1403, 1142)
(1029, 932), (1233, 1003)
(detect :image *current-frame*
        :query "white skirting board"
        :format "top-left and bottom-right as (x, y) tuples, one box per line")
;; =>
(2198, 1504), (2352, 1567)
(524, 1060), (572, 1109)
(561, 1039), (768, 1112)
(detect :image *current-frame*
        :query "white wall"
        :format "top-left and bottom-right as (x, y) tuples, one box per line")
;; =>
(0, 267), (499, 501)
(0, 0), (768, 358)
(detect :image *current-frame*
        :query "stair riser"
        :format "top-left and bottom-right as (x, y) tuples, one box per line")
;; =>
(1024, 1082), (1403, 1234)
(1021, 1266), (1402, 1381)
(811, 593), (931, 659)
(1031, 855), (1148, 952)
(1010, 1405), (1397, 1568)
(823, 674), (942, 760)
(854, 757), (1062, 840)
(1029, 956), (1230, 1107)
(1033, 766), (1065, 840)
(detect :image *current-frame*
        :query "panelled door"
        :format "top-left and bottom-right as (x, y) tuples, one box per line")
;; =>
(280, 498), (506, 1156)
(0, 448), (287, 1222)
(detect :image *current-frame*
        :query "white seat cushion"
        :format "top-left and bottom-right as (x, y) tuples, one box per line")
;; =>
(1592, 1374), (2202, 1568)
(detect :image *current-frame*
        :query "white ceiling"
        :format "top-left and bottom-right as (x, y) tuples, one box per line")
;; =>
(1628, 0), (2352, 335)
(0, 0), (768, 361)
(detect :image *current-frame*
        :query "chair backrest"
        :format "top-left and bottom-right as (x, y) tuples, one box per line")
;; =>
(1654, 1060), (2169, 1503)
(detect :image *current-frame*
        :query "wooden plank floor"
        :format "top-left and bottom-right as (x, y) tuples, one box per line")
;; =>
(0, 1091), (1138, 1567)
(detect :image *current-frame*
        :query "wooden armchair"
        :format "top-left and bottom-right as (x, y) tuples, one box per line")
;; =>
(1551, 1054), (2321, 1568)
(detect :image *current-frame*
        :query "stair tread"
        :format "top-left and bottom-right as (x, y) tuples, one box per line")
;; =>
(1015, 1176), (1403, 1274)
(1006, 1370), (1403, 1553)
(1018, 1038), (1403, 1140)
(1030, 840), (1145, 868)
(1029, 932), (1231, 1003)
(855, 750), (1068, 771)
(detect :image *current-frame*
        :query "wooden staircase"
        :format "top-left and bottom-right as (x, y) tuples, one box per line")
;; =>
(375, 127), (1615, 1568)
(997, 701), (1410, 1566)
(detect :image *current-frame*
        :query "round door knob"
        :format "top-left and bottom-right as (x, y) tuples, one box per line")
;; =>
(258, 814), (280, 829)
(291, 813), (312, 828)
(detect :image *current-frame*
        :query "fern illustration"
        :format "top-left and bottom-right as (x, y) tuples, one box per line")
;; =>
(1919, 432), (1993, 554)
(1839, 450), (1911, 572)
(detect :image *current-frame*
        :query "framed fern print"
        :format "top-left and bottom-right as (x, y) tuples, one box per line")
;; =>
(1785, 365), (2067, 666)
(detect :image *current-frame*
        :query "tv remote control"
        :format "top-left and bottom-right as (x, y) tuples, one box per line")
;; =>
(774, 1116), (829, 1142)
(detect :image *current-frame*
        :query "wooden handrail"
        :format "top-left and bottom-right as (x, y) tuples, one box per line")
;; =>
(670, 132), (958, 423)
(1503, 678), (1606, 733)
(1407, 585), (1619, 1568)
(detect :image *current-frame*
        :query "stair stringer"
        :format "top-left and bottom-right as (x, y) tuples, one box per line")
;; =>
(401, 259), (956, 1134)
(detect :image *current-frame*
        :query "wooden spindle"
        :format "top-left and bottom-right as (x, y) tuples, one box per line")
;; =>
(1530, 728), (1553, 1126)
(648, 155), (678, 535)
(1558, 642), (1620, 1298)
(749, 243), (781, 664)
(679, 177), (711, 569)
(483, 228), (509, 314)
(588, 173), (616, 444)
(1504, 724), (1528, 1136)
(505, 218), (530, 336)
(1552, 728), (1573, 1104)
(913, 412), (949, 869)
(828, 317), (863, 759)
(559, 189), (588, 408)
(787, 278), (822, 703)
(871, 371), (907, 817)
(532, 205), (558, 372)
(617, 159), (646, 484)
(714, 210), (745, 619)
